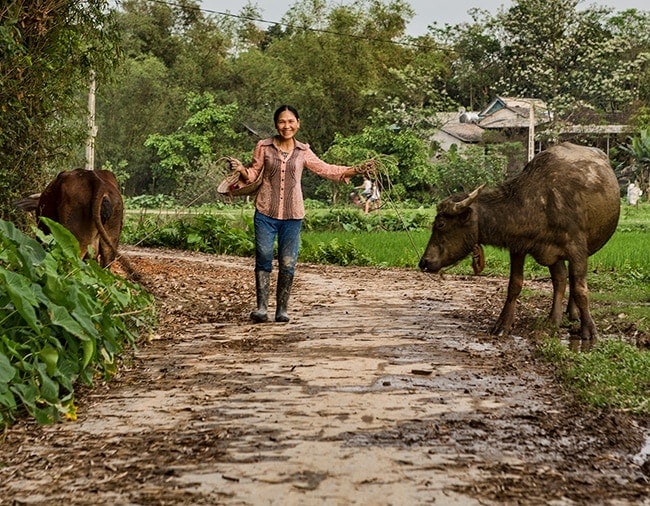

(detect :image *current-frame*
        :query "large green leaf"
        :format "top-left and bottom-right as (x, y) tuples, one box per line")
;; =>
(0, 352), (17, 383)
(39, 346), (59, 377)
(0, 268), (40, 333)
(81, 339), (95, 370)
(0, 220), (46, 279)
(37, 362), (59, 404)
(0, 383), (17, 412)
(48, 304), (98, 341)
(38, 217), (82, 259)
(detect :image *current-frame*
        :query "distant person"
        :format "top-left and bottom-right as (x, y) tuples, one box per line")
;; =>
(627, 182), (642, 206)
(356, 176), (372, 200)
(364, 180), (380, 214)
(232, 104), (374, 323)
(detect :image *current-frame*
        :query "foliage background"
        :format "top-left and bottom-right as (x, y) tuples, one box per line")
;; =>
(3, 0), (650, 217)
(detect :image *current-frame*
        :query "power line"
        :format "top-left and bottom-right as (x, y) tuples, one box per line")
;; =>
(135, 0), (441, 50)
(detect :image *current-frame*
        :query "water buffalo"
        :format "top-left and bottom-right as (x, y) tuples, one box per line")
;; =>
(15, 169), (124, 268)
(419, 142), (620, 339)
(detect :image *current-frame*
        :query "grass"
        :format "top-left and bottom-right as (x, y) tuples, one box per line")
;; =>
(538, 338), (650, 414)
(301, 230), (429, 268)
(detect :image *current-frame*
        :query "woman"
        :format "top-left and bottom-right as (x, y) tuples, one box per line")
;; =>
(235, 104), (372, 323)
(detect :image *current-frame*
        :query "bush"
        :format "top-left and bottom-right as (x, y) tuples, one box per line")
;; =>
(123, 213), (255, 257)
(125, 194), (177, 209)
(0, 219), (155, 427)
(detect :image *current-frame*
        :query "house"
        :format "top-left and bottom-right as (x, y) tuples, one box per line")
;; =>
(434, 96), (630, 156)
(431, 112), (486, 151)
(433, 97), (551, 154)
(477, 96), (551, 129)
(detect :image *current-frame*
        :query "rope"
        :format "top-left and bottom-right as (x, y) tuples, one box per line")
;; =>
(369, 159), (482, 279)
(363, 157), (437, 278)
(115, 155), (441, 282)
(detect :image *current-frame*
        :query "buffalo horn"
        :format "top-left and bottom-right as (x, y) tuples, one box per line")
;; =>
(450, 184), (485, 215)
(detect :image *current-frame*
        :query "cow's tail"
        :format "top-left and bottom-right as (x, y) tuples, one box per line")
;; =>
(92, 192), (119, 264)
(114, 250), (141, 282)
(92, 192), (141, 281)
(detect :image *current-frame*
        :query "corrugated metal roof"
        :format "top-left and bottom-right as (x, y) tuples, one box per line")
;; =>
(558, 124), (633, 134)
(478, 96), (551, 128)
(441, 123), (485, 142)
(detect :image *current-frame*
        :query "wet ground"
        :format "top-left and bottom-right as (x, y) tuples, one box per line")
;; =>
(0, 247), (649, 505)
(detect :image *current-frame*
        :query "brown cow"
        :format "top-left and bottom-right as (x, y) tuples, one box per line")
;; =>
(15, 169), (125, 269)
(419, 142), (621, 340)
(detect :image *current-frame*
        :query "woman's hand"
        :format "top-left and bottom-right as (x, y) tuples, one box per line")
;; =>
(354, 159), (377, 177)
(227, 157), (249, 181)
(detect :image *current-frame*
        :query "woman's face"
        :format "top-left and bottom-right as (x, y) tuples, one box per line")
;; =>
(275, 110), (300, 141)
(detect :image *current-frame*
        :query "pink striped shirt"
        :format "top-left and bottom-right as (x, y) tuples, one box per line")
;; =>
(243, 137), (351, 220)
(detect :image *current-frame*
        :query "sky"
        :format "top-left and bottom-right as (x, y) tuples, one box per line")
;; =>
(199, 0), (649, 36)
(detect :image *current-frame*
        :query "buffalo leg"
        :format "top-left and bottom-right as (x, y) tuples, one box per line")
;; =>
(568, 257), (597, 339)
(492, 251), (525, 335)
(548, 260), (567, 326)
(567, 293), (580, 321)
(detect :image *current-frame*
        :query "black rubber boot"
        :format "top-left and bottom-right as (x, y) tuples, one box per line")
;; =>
(275, 271), (294, 323)
(250, 270), (270, 323)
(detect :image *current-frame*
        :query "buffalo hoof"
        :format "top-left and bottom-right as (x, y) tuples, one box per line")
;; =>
(490, 325), (509, 336)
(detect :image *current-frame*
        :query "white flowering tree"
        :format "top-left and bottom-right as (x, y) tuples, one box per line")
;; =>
(494, 0), (648, 120)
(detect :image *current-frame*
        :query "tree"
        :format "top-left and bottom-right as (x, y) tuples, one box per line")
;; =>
(605, 9), (650, 106)
(432, 0), (650, 124)
(0, 0), (119, 222)
(144, 94), (247, 199)
(225, 0), (415, 154)
(96, 56), (180, 196)
(493, 0), (642, 120)
(323, 125), (433, 202)
(96, 0), (234, 195)
(426, 8), (503, 110)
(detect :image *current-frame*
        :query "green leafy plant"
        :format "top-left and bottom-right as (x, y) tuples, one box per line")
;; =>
(0, 219), (156, 427)
(123, 213), (255, 257)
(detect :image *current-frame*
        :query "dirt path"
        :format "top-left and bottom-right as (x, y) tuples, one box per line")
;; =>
(1, 247), (649, 505)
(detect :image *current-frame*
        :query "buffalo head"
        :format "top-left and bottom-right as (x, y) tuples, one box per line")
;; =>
(418, 185), (484, 273)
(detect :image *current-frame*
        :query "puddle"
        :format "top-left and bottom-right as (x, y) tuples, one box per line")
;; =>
(633, 432), (650, 467)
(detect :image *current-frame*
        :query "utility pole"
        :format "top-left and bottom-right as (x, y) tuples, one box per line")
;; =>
(85, 70), (97, 170)
(528, 99), (535, 161)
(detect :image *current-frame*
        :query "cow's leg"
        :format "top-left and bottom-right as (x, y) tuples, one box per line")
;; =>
(548, 260), (567, 326)
(568, 255), (597, 340)
(492, 251), (525, 335)
(99, 239), (117, 267)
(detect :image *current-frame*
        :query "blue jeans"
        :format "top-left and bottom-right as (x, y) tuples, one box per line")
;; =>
(254, 210), (302, 275)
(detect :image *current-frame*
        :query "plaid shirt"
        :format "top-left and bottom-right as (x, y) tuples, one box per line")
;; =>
(243, 137), (351, 220)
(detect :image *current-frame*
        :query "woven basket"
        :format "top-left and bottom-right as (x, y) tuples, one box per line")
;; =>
(217, 167), (263, 197)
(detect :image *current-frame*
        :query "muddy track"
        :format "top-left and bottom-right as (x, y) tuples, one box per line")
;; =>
(1, 247), (648, 505)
